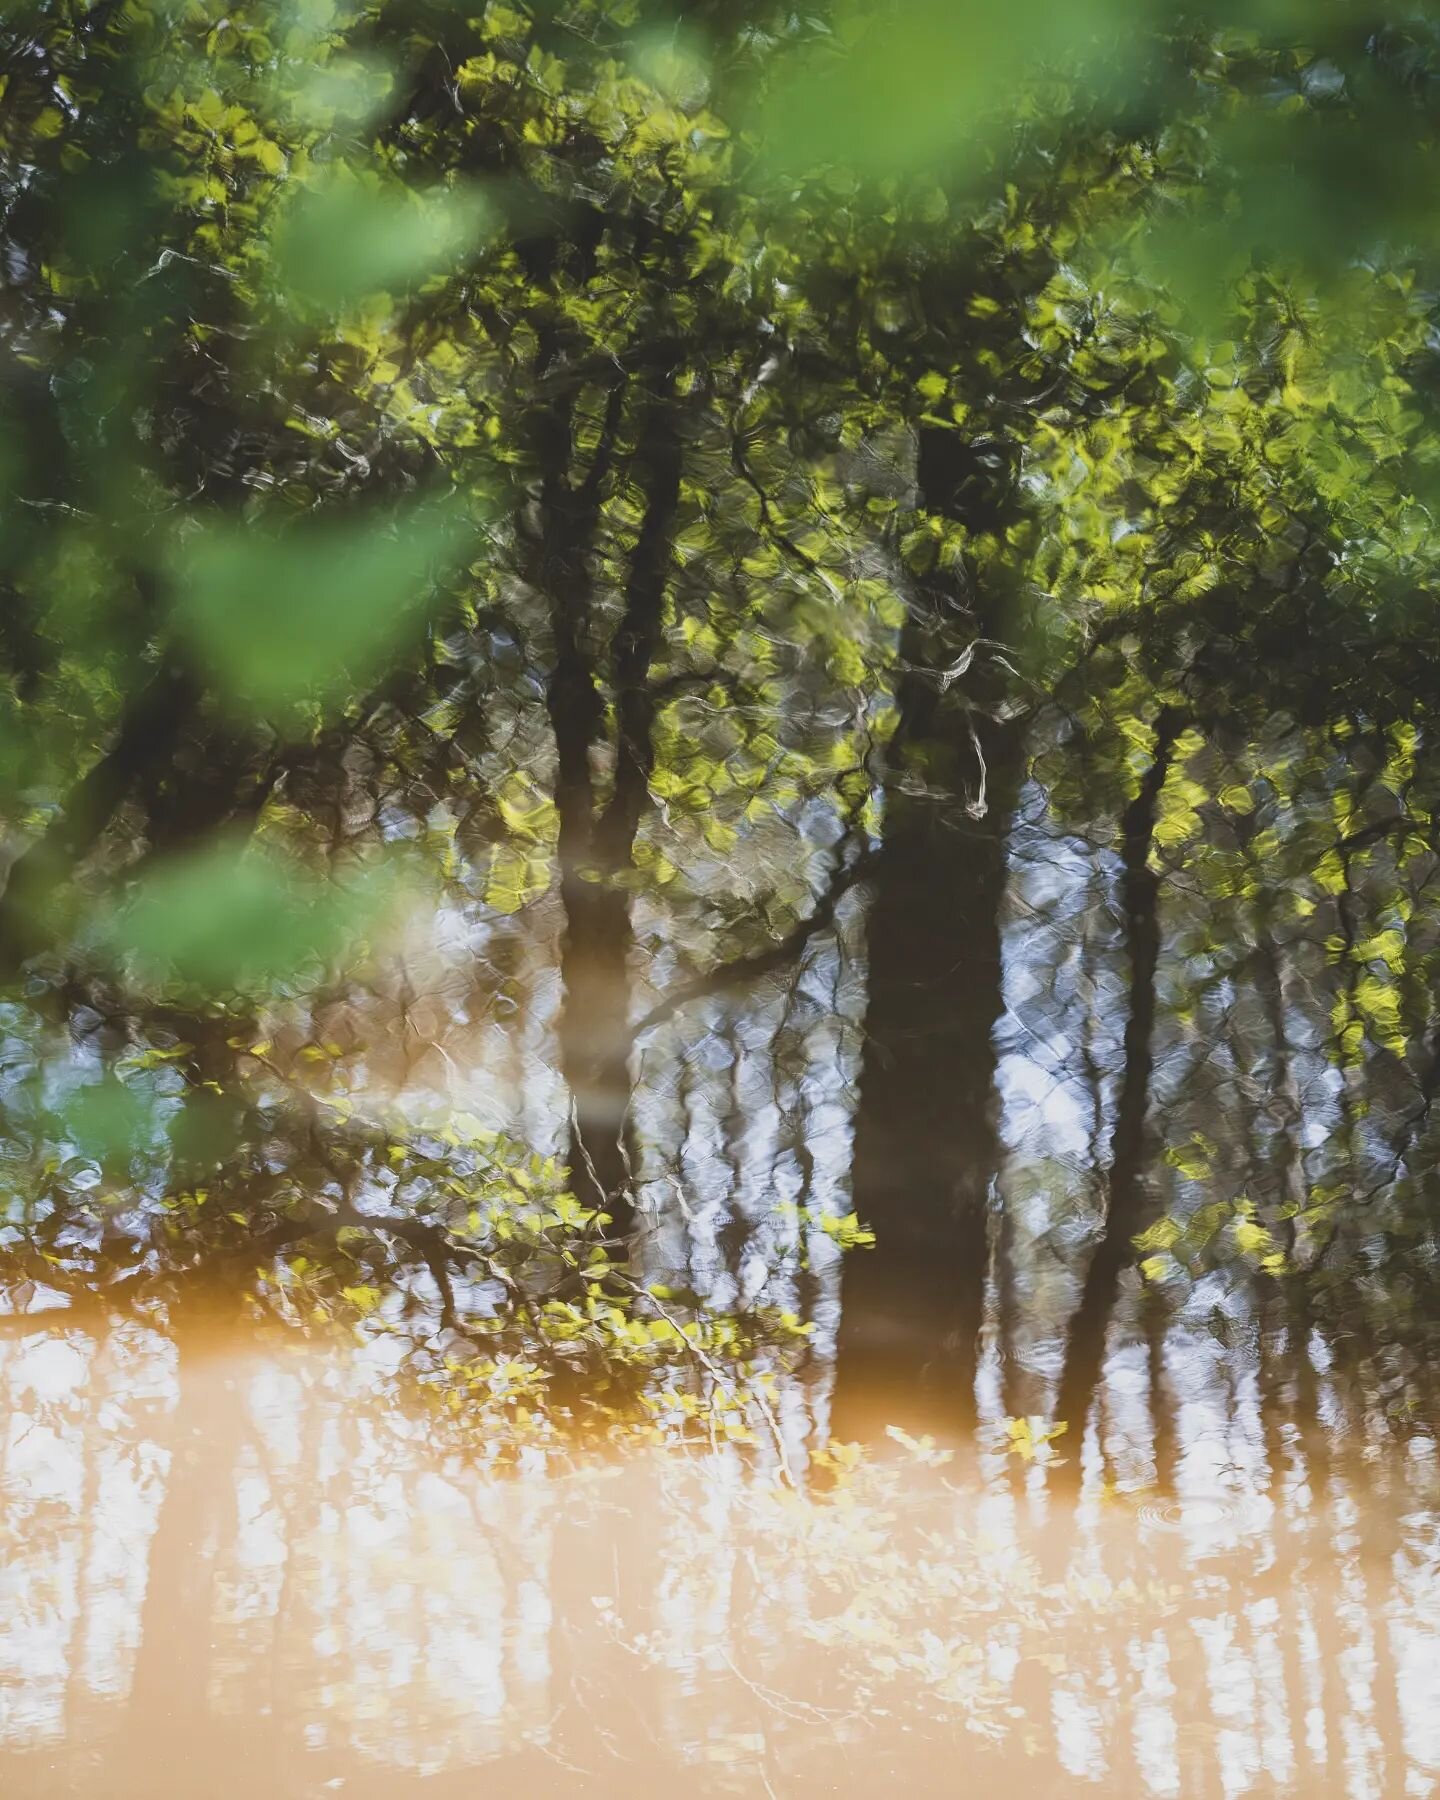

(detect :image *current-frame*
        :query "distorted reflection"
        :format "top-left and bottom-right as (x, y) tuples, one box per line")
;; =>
(7, 707), (1440, 1794)
(0, 1280), (1436, 1797)
(7, 695), (1440, 1795)
(9, 6), (1440, 1793)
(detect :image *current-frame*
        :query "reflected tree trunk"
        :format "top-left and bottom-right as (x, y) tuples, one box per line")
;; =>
(1255, 919), (1308, 1244)
(544, 369), (682, 1242)
(124, 1301), (249, 1791)
(1051, 707), (1183, 1469)
(716, 1017), (749, 1296)
(61, 1335), (108, 1738)
(835, 425), (1031, 1443)
(834, 644), (1024, 1441)
(1145, 1283), (1176, 1494)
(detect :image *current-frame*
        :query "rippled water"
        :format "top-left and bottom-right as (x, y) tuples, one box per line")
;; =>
(1, 1318), (1436, 1798)
(6, 699), (1440, 1797)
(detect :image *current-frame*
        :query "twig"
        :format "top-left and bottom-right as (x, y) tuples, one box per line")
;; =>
(614, 1273), (797, 1488)
(964, 715), (989, 819)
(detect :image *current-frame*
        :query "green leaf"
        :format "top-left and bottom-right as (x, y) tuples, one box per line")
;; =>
(109, 836), (399, 997)
(170, 498), (471, 714)
(272, 175), (492, 312)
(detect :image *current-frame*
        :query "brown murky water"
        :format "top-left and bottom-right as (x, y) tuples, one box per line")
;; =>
(1, 1319), (1436, 1799)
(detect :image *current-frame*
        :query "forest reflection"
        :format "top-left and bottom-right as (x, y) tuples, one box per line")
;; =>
(1, 1311), (1437, 1797)
(10, 4), (1440, 1791)
(6, 719), (1440, 1797)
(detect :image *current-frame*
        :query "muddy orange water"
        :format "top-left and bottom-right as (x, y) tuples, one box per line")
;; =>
(0, 1318), (1436, 1798)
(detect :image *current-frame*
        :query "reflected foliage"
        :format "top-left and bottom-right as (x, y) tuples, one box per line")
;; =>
(0, 1324), (1436, 1795)
(4, 0), (1440, 1558)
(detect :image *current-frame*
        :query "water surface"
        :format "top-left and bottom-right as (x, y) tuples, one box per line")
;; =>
(1, 1312), (1436, 1798)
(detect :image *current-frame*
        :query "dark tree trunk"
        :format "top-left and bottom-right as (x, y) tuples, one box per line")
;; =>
(833, 424), (1031, 1446)
(525, 357), (615, 1205)
(832, 656), (1024, 1442)
(1145, 1283), (1176, 1493)
(1051, 707), (1183, 1467)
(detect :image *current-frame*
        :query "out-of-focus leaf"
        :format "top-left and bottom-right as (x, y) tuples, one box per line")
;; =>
(630, 27), (712, 109)
(276, 52), (397, 129)
(750, 0), (1151, 178)
(271, 174), (492, 312)
(1131, 101), (1440, 326)
(109, 836), (400, 997)
(170, 499), (471, 714)
(60, 1076), (162, 1164)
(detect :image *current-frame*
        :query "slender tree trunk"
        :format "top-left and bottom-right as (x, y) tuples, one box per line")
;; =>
(527, 360), (618, 1204)
(1051, 708), (1183, 1468)
(552, 373), (682, 1239)
(1145, 1282), (1176, 1493)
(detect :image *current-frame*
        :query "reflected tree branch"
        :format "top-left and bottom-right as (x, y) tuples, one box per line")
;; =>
(631, 842), (877, 1042)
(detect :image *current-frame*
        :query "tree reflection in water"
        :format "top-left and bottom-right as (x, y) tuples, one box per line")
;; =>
(8, 2), (1440, 1792)
(0, 1291), (1435, 1797)
(6, 710), (1440, 1795)
(5, 712), (1440, 1795)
